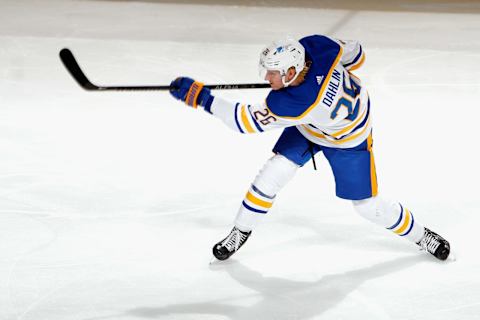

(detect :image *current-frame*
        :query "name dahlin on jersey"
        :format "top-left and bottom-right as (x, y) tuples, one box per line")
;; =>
(321, 69), (341, 108)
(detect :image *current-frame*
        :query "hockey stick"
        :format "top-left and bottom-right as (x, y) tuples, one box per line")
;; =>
(59, 48), (271, 91)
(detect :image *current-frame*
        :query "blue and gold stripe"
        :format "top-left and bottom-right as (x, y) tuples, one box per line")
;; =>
(233, 103), (244, 133)
(240, 105), (255, 133)
(233, 104), (264, 134)
(241, 184), (275, 214)
(387, 204), (415, 236)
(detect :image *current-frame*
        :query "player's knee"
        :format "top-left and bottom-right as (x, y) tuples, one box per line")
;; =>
(253, 154), (299, 195)
(353, 196), (401, 227)
(352, 197), (379, 222)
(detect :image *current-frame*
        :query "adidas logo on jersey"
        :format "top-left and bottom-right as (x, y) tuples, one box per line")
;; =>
(316, 76), (324, 85)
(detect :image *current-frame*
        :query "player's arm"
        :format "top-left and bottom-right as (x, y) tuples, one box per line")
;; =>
(169, 77), (287, 134)
(337, 39), (365, 71)
(209, 95), (285, 134)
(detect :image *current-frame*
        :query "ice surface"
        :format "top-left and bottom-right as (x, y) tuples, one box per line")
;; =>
(0, 1), (479, 319)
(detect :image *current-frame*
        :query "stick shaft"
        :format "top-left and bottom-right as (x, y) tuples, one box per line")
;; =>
(59, 48), (270, 91)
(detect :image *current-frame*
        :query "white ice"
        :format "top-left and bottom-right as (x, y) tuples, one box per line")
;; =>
(1, 1), (479, 319)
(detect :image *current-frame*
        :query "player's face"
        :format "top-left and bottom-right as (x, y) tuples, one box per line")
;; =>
(264, 70), (284, 90)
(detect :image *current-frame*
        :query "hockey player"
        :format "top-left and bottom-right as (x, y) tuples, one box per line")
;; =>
(169, 35), (450, 261)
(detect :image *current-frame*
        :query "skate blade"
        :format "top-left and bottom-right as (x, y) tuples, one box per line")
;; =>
(209, 256), (218, 265)
(209, 256), (235, 267)
(447, 251), (457, 262)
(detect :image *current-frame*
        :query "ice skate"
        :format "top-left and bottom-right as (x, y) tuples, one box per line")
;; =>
(417, 228), (450, 261)
(212, 226), (251, 261)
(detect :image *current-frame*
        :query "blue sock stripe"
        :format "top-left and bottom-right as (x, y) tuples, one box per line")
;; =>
(400, 212), (415, 236)
(251, 184), (275, 200)
(233, 103), (244, 133)
(242, 201), (268, 214)
(387, 203), (404, 230)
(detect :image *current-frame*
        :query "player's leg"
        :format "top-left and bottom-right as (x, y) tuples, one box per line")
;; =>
(352, 196), (424, 243)
(352, 197), (450, 260)
(212, 154), (298, 261)
(233, 154), (299, 231)
(212, 127), (318, 261)
(323, 133), (450, 260)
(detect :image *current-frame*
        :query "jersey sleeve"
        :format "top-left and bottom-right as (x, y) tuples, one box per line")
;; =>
(208, 96), (297, 134)
(337, 39), (365, 71)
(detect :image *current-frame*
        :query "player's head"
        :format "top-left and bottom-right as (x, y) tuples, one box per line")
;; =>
(259, 37), (305, 90)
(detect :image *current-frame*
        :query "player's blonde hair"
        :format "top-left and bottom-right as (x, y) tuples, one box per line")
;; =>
(292, 60), (311, 84)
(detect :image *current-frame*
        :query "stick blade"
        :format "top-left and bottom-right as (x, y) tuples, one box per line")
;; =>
(59, 48), (100, 90)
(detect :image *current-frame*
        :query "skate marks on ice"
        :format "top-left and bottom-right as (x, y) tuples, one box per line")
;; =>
(120, 256), (420, 320)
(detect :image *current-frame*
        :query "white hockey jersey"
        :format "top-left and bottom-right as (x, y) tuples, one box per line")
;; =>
(207, 35), (369, 149)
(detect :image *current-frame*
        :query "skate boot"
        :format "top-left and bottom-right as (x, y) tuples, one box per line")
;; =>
(417, 228), (450, 261)
(212, 226), (252, 261)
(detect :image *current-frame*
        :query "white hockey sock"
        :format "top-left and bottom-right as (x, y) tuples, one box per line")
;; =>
(234, 154), (298, 232)
(352, 196), (424, 243)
